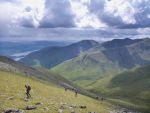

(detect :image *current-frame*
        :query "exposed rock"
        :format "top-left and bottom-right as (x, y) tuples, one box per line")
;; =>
(35, 102), (43, 106)
(26, 106), (37, 110)
(58, 109), (64, 113)
(24, 98), (28, 102)
(88, 112), (98, 113)
(69, 105), (77, 108)
(109, 108), (142, 113)
(79, 105), (86, 109)
(7, 97), (13, 100)
(3, 108), (24, 113)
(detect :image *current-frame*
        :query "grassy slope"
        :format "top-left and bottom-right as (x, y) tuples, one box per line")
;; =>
(52, 38), (150, 89)
(109, 65), (150, 109)
(0, 70), (114, 113)
(51, 51), (123, 87)
(52, 57), (150, 112)
(91, 66), (150, 112)
(0, 56), (96, 99)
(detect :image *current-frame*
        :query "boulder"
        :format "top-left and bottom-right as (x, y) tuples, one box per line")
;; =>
(69, 105), (77, 109)
(58, 109), (64, 113)
(3, 108), (24, 113)
(7, 97), (13, 100)
(26, 106), (37, 110)
(24, 98), (28, 102)
(88, 112), (98, 113)
(35, 102), (43, 106)
(80, 105), (86, 109)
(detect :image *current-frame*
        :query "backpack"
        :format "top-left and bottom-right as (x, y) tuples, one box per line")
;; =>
(28, 86), (31, 90)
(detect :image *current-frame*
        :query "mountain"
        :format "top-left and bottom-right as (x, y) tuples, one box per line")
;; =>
(0, 58), (114, 113)
(19, 40), (99, 68)
(52, 38), (150, 87)
(0, 41), (69, 60)
(101, 38), (142, 49)
(52, 38), (150, 112)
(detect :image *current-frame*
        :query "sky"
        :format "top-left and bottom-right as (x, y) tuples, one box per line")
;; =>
(0, 0), (150, 41)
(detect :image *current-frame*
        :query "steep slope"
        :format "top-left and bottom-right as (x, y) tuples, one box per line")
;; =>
(110, 65), (150, 98)
(0, 56), (73, 88)
(0, 70), (114, 113)
(52, 38), (150, 87)
(107, 65), (150, 112)
(19, 40), (99, 68)
(0, 56), (95, 98)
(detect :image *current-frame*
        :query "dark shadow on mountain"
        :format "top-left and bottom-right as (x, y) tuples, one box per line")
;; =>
(103, 47), (136, 69)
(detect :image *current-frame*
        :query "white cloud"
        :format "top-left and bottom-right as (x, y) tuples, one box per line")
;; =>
(14, 0), (45, 28)
(0, 0), (45, 28)
(70, 0), (107, 28)
(137, 27), (150, 35)
(104, 0), (136, 24)
(147, 14), (150, 19)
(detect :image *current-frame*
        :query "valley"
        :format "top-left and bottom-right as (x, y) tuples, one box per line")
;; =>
(0, 38), (150, 113)
(1, 1), (150, 112)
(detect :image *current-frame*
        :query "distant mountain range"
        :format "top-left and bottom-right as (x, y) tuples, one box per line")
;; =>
(19, 40), (99, 68)
(0, 41), (69, 60)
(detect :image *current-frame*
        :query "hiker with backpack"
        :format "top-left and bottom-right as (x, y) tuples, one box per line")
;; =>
(25, 85), (31, 99)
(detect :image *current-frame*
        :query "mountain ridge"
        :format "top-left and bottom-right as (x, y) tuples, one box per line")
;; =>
(19, 40), (99, 68)
(52, 38), (150, 87)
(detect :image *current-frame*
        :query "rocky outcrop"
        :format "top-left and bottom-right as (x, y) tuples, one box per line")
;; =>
(3, 109), (24, 113)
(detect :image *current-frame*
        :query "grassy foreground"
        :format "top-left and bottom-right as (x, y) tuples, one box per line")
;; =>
(0, 70), (115, 113)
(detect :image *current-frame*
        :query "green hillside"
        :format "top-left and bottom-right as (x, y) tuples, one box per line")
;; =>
(51, 39), (150, 112)
(0, 70), (115, 113)
(52, 52), (123, 87)
(0, 56), (96, 98)
(53, 63), (150, 112)
(109, 65), (150, 112)
(52, 38), (150, 87)
(110, 65), (150, 100)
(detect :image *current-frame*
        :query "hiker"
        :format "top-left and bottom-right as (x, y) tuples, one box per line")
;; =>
(25, 85), (31, 99)
(96, 96), (99, 100)
(65, 88), (67, 91)
(74, 89), (78, 97)
(101, 97), (104, 102)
